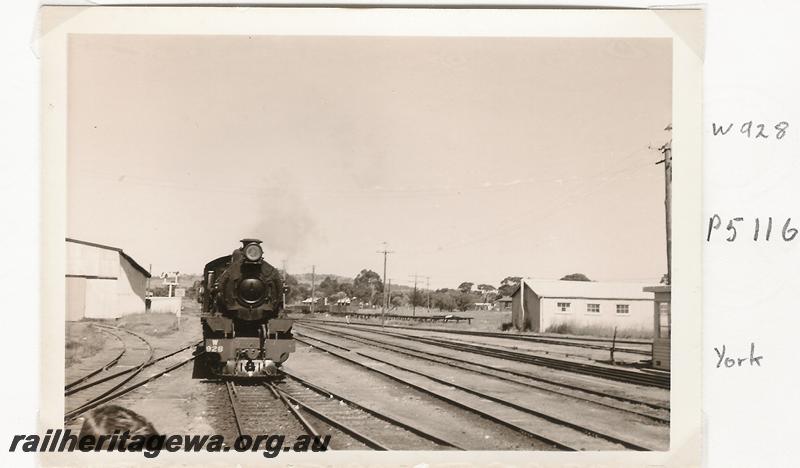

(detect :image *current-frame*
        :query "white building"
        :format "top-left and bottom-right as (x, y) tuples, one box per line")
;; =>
(66, 238), (151, 321)
(511, 279), (654, 334)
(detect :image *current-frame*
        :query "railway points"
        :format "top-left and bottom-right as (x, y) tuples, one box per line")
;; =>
(63, 310), (669, 452)
(222, 381), (311, 443)
(64, 325), (155, 420)
(277, 370), (466, 450)
(64, 327), (199, 423)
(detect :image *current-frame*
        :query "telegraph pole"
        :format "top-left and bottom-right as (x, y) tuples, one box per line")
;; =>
(425, 276), (431, 314)
(653, 126), (672, 285)
(310, 265), (316, 314)
(409, 273), (424, 316)
(377, 242), (394, 328)
(387, 279), (392, 311)
(410, 274), (418, 316)
(281, 259), (288, 306)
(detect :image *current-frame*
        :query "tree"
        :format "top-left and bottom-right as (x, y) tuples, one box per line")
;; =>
(560, 273), (591, 282)
(389, 291), (406, 309)
(476, 283), (495, 302)
(454, 290), (478, 311)
(318, 276), (340, 297)
(432, 289), (456, 312)
(353, 269), (383, 305)
(485, 290), (499, 303)
(497, 276), (522, 297)
(339, 282), (355, 297)
(457, 282), (474, 293)
(431, 288), (478, 312)
(409, 288), (427, 307)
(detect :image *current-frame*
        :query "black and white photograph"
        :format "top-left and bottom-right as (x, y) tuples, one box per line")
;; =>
(40, 6), (703, 466)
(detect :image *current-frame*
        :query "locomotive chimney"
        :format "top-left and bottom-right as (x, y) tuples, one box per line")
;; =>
(240, 238), (262, 247)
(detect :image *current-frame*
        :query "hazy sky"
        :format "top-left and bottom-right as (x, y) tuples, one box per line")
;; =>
(67, 34), (671, 289)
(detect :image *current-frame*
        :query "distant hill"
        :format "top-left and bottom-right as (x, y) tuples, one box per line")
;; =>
(171, 271), (418, 295)
(167, 272), (354, 288)
(386, 283), (414, 293)
(289, 272), (414, 292)
(171, 271), (418, 292)
(292, 272), (353, 286)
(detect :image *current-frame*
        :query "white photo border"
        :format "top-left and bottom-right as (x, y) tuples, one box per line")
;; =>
(40, 6), (703, 467)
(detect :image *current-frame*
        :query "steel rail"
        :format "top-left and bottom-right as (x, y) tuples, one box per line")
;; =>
(357, 351), (651, 450)
(296, 334), (653, 451)
(64, 354), (198, 422)
(66, 341), (200, 396)
(66, 325), (157, 416)
(293, 336), (577, 451)
(303, 322), (669, 389)
(265, 383), (321, 438)
(295, 325), (669, 421)
(64, 325), (126, 391)
(298, 323), (669, 410)
(225, 382), (246, 438)
(224, 381), (322, 441)
(297, 317), (653, 348)
(271, 385), (389, 450)
(279, 370), (466, 450)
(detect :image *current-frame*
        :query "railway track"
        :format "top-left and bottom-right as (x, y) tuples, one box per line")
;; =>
(293, 334), (663, 451)
(64, 329), (199, 422)
(223, 376), (464, 451)
(274, 370), (466, 450)
(300, 321), (669, 389)
(64, 325), (155, 420)
(223, 381), (317, 441)
(65, 339), (200, 396)
(298, 317), (653, 354)
(296, 323), (669, 421)
(65, 354), (198, 422)
(64, 326), (126, 391)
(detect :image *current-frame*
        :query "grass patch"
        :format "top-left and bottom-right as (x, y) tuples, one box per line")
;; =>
(296, 307), (514, 333)
(65, 323), (107, 367)
(297, 309), (652, 341)
(544, 322), (653, 339)
(356, 307), (512, 332)
(117, 312), (181, 338)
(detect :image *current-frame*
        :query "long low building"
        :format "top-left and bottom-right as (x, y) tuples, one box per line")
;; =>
(66, 238), (151, 321)
(510, 279), (655, 334)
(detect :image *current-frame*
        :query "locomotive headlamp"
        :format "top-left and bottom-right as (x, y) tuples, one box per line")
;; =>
(243, 243), (263, 261)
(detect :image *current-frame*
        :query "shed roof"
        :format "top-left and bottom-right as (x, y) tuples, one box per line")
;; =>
(515, 279), (654, 301)
(66, 238), (151, 278)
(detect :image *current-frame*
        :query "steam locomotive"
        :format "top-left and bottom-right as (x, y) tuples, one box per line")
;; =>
(192, 239), (294, 379)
